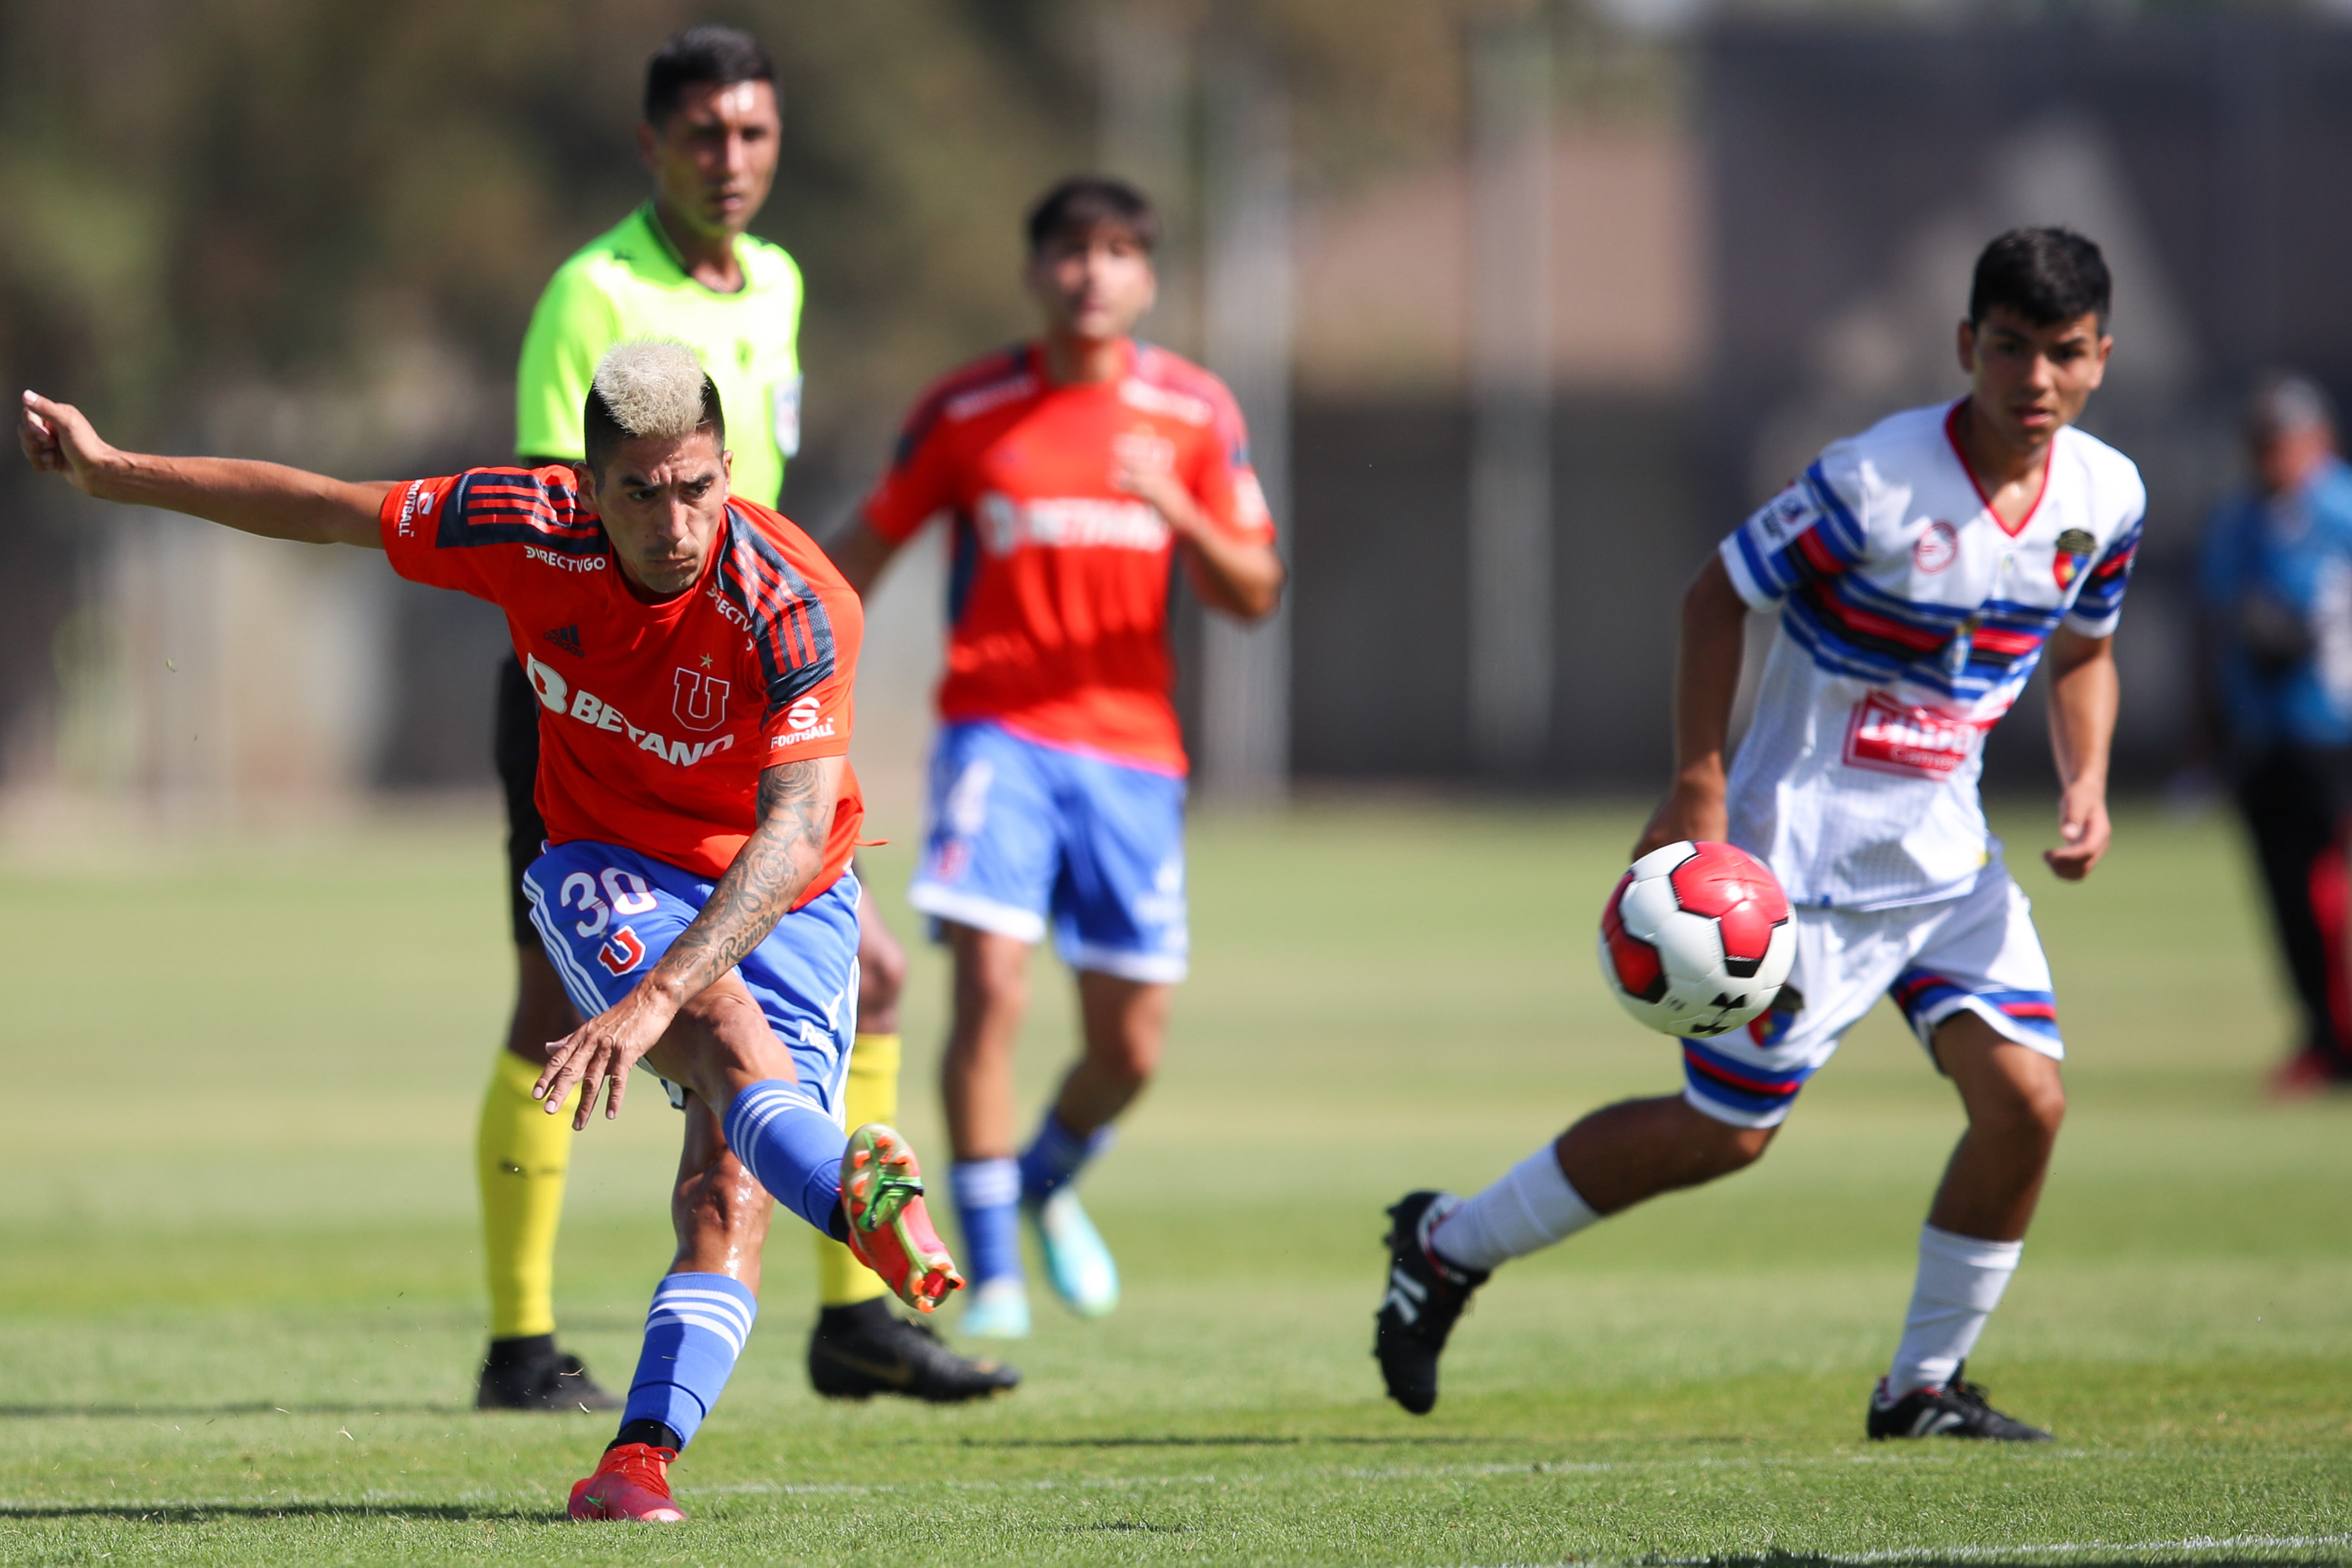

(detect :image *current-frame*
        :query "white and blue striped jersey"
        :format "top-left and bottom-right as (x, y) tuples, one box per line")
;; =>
(1720, 400), (2144, 911)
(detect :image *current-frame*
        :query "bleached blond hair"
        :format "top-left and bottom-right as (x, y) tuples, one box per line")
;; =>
(591, 338), (712, 440)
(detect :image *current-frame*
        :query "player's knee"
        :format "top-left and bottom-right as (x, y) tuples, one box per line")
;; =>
(1088, 1030), (1159, 1089)
(679, 985), (794, 1082)
(1978, 1065), (2066, 1146)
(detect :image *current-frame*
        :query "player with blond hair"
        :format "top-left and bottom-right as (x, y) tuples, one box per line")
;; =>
(482, 23), (1008, 1410)
(19, 340), (963, 1522)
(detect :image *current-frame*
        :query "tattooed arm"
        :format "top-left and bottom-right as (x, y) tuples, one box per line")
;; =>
(533, 756), (845, 1128)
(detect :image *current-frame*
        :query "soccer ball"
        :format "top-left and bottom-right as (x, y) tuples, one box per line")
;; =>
(1598, 841), (1795, 1038)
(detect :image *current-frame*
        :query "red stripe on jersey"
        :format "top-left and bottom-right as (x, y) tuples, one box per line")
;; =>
(1973, 626), (2044, 655)
(1819, 596), (1945, 651)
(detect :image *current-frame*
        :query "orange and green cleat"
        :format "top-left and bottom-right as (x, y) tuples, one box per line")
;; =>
(840, 1123), (964, 1313)
(567, 1442), (686, 1522)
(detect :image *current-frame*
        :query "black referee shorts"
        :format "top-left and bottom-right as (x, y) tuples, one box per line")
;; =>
(493, 654), (547, 947)
(2232, 743), (2352, 1069)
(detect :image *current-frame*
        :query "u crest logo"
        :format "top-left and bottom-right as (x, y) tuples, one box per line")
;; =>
(672, 667), (732, 733)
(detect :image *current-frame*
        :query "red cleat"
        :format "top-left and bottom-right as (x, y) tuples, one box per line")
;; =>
(567, 1442), (686, 1522)
(840, 1123), (964, 1313)
(2270, 1049), (2351, 1101)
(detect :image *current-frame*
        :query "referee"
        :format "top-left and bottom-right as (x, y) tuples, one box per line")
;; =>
(475, 25), (1014, 1409)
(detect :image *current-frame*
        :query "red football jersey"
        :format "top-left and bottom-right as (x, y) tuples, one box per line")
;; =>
(861, 338), (1274, 773)
(380, 468), (863, 898)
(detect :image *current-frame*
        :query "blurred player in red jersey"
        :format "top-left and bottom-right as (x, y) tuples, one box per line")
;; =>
(20, 342), (962, 1523)
(828, 177), (1286, 1337)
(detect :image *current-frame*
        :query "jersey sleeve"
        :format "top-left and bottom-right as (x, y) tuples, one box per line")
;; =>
(860, 392), (960, 544)
(713, 521), (863, 766)
(2065, 511), (2143, 637)
(378, 467), (602, 603)
(1188, 382), (1278, 545)
(1719, 443), (1870, 610)
(514, 264), (618, 463)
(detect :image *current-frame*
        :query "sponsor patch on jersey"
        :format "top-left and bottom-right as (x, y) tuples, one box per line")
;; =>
(1750, 487), (1814, 550)
(767, 692), (839, 749)
(525, 543), (607, 573)
(1117, 377), (1214, 426)
(945, 373), (1040, 424)
(1912, 520), (1959, 574)
(527, 655), (738, 769)
(974, 491), (1169, 555)
(1842, 692), (1993, 779)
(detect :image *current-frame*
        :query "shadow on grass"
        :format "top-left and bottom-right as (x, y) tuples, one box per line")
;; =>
(0, 1504), (550, 1524)
(960, 1433), (1496, 1449)
(1653, 1559), (2310, 1567)
(0, 1402), (469, 1419)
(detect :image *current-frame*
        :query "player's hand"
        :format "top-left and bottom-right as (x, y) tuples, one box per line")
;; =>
(18, 391), (116, 494)
(535, 985), (679, 1129)
(1634, 776), (1729, 860)
(2043, 784), (2110, 881)
(1114, 448), (1200, 537)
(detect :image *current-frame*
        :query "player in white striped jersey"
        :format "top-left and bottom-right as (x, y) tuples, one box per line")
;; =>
(1376, 228), (2141, 1443)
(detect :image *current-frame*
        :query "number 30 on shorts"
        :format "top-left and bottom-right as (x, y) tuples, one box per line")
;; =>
(559, 867), (659, 975)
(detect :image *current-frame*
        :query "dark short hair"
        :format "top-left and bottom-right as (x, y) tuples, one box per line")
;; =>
(1968, 228), (2112, 330)
(644, 25), (776, 128)
(1025, 175), (1159, 255)
(582, 375), (727, 477)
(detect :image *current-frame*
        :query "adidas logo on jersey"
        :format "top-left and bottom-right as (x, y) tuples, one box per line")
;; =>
(544, 625), (583, 658)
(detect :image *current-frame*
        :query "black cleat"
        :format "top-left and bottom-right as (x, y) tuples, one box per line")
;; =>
(1867, 1362), (2051, 1442)
(808, 1298), (1020, 1403)
(476, 1335), (621, 1412)
(1374, 1191), (1490, 1415)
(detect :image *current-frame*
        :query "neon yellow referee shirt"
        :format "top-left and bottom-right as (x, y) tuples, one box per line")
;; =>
(515, 202), (805, 506)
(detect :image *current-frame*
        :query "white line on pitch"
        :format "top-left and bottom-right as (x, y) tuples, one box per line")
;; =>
(1639, 1532), (2352, 1566)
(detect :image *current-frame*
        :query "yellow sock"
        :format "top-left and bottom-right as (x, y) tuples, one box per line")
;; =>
(816, 1032), (901, 1307)
(477, 1048), (580, 1340)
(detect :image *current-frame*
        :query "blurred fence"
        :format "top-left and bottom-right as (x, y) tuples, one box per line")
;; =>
(3, 3), (2345, 823)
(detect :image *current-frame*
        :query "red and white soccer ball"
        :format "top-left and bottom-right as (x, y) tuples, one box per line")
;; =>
(1598, 841), (1795, 1038)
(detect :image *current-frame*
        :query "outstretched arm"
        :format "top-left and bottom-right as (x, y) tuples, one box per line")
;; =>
(2043, 625), (2117, 880)
(18, 391), (389, 548)
(533, 755), (846, 1126)
(1633, 553), (1749, 857)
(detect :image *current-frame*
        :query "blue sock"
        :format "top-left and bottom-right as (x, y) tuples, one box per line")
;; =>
(950, 1158), (1024, 1287)
(722, 1081), (844, 1235)
(1018, 1109), (1115, 1204)
(620, 1272), (757, 1450)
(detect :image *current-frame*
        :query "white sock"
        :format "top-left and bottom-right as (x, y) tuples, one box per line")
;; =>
(1429, 1144), (1600, 1272)
(1885, 1224), (2022, 1399)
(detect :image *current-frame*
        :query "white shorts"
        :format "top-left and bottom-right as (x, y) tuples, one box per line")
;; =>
(1679, 867), (2061, 1130)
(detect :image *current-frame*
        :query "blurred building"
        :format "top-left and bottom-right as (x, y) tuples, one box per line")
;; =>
(7, 3), (2352, 823)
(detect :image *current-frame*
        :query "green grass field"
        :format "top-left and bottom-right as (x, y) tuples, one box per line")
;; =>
(1, 800), (2348, 1565)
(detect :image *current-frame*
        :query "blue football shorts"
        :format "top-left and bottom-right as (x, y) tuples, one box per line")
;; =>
(906, 720), (1189, 983)
(521, 840), (861, 1116)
